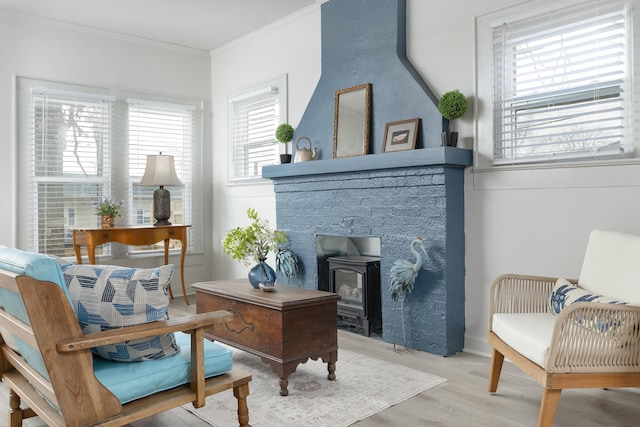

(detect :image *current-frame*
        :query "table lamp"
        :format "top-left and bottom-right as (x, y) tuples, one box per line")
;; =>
(139, 153), (182, 226)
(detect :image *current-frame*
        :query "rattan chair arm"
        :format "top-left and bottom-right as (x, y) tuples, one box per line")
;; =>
(489, 274), (558, 314)
(488, 274), (575, 329)
(546, 302), (640, 373)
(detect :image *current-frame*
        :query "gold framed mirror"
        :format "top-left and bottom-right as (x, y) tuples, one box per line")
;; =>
(333, 83), (371, 158)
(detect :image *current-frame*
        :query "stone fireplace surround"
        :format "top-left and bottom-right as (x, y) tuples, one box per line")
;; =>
(262, 0), (472, 356)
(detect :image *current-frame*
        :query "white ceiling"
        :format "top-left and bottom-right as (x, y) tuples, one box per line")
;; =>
(0, 0), (318, 52)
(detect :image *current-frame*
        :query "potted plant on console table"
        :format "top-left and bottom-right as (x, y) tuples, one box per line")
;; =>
(94, 196), (123, 228)
(222, 208), (297, 291)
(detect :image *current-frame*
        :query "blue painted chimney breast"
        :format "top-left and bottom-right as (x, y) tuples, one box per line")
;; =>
(294, 0), (442, 159)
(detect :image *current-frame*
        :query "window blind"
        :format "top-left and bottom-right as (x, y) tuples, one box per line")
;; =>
(492, 0), (632, 164)
(228, 86), (280, 182)
(17, 79), (201, 258)
(127, 99), (195, 251)
(24, 88), (114, 255)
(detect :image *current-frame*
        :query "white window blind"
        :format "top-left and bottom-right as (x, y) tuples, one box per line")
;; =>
(17, 79), (201, 258)
(22, 88), (114, 255)
(228, 81), (284, 183)
(492, 0), (632, 165)
(128, 99), (195, 248)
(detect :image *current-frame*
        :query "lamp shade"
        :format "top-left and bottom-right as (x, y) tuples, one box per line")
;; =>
(139, 154), (182, 187)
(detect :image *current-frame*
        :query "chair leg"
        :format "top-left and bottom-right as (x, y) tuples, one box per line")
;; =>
(233, 383), (251, 427)
(538, 388), (562, 427)
(488, 348), (504, 393)
(8, 388), (23, 427)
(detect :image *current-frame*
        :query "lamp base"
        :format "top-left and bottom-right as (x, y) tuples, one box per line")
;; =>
(153, 186), (172, 226)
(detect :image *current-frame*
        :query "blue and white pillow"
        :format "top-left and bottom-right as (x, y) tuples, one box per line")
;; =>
(549, 278), (628, 315)
(549, 278), (633, 334)
(60, 262), (179, 362)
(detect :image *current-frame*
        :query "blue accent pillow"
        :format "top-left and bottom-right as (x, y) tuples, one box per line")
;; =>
(549, 278), (628, 315)
(60, 262), (180, 362)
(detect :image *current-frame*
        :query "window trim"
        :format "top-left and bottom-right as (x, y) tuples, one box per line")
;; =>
(227, 75), (288, 185)
(474, 0), (638, 172)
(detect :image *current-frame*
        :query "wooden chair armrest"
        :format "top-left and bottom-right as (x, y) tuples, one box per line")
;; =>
(56, 310), (235, 353)
(546, 302), (640, 373)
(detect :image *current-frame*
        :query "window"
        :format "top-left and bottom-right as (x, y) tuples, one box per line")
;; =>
(128, 99), (196, 253)
(16, 78), (201, 257)
(479, 0), (633, 166)
(228, 76), (287, 183)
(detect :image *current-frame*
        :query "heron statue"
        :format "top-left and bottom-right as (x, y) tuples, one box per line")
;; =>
(389, 237), (428, 349)
(389, 237), (428, 303)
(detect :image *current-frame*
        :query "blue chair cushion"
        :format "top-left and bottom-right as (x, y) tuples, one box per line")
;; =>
(94, 332), (233, 403)
(60, 262), (180, 362)
(0, 248), (72, 379)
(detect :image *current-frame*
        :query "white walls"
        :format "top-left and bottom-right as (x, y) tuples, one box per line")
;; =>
(0, 11), (213, 297)
(211, 0), (640, 356)
(210, 6), (321, 281)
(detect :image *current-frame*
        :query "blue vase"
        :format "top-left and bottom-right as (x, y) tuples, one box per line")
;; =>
(248, 260), (276, 289)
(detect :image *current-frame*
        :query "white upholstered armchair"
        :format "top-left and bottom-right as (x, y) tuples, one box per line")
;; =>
(487, 230), (640, 427)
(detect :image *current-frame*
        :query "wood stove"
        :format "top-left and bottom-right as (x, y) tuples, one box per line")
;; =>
(328, 255), (381, 336)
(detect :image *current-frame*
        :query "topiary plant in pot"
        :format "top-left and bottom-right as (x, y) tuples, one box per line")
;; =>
(275, 123), (295, 164)
(438, 90), (467, 147)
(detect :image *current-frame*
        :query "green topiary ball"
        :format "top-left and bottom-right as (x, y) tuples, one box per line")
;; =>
(438, 90), (468, 121)
(275, 123), (295, 143)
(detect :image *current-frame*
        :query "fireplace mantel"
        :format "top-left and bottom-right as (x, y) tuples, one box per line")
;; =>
(263, 147), (472, 179)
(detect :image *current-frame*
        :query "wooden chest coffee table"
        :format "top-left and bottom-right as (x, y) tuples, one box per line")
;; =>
(192, 279), (340, 396)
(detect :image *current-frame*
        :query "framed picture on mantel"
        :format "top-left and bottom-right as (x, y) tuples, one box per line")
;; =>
(382, 118), (419, 153)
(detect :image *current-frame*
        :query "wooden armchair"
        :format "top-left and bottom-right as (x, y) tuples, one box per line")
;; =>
(0, 252), (252, 427)
(487, 230), (640, 426)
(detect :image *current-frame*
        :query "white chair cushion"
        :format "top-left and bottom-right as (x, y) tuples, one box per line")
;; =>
(492, 313), (556, 367)
(579, 230), (640, 304)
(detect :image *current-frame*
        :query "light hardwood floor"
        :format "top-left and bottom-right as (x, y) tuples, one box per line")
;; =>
(2, 297), (638, 426)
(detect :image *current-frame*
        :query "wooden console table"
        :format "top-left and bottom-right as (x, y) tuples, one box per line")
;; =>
(193, 279), (340, 396)
(72, 224), (191, 305)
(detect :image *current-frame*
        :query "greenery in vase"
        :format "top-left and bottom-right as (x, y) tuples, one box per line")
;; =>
(438, 90), (468, 132)
(222, 208), (288, 266)
(94, 196), (123, 217)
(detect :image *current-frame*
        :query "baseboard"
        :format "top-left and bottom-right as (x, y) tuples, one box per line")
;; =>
(463, 334), (492, 358)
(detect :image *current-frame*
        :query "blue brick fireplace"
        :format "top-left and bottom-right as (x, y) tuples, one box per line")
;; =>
(264, 148), (470, 356)
(263, 0), (472, 356)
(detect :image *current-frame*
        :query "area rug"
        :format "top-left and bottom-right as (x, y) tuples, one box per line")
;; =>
(182, 347), (446, 427)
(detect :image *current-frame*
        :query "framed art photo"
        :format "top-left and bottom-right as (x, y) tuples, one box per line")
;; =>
(382, 118), (419, 153)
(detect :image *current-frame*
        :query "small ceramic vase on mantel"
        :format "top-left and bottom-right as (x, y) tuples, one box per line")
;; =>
(101, 215), (115, 228)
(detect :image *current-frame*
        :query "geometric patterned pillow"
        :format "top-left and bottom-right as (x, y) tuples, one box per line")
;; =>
(549, 278), (628, 315)
(60, 263), (180, 362)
